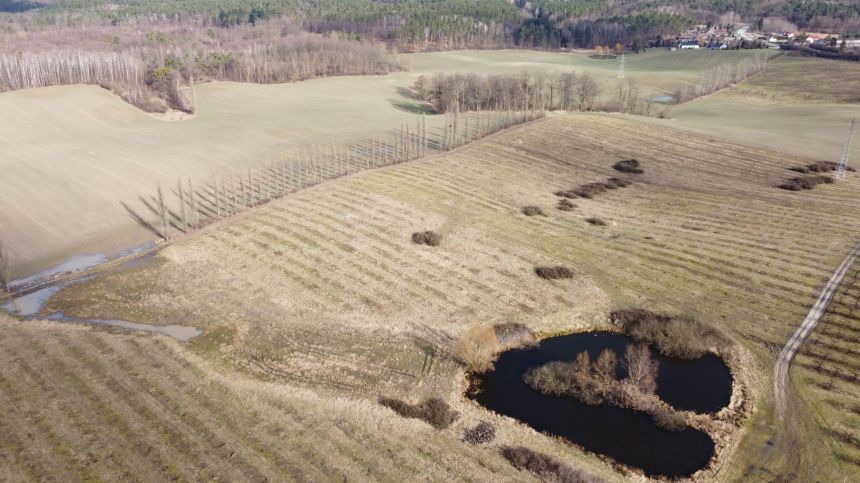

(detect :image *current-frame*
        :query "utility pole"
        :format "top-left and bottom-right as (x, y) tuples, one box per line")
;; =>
(836, 118), (855, 180)
(617, 54), (625, 79)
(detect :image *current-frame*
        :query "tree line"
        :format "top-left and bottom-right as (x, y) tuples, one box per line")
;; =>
(0, 32), (402, 113)
(122, 108), (544, 242)
(413, 71), (601, 114)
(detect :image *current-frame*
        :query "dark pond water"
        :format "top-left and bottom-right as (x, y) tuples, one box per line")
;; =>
(469, 331), (733, 478)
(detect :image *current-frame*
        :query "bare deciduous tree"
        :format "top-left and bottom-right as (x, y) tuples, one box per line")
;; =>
(624, 343), (659, 394)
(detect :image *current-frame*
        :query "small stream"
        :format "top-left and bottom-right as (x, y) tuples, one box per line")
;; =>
(469, 331), (732, 477)
(2, 250), (201, 341)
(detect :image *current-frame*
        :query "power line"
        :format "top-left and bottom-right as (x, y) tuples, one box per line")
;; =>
(836, 118), (855, 180)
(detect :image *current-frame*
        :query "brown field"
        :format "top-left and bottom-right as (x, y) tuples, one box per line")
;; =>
(38, 113), (860, 481)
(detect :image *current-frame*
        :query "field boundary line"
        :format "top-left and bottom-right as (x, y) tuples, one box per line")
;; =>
(774, 240), (860, 418)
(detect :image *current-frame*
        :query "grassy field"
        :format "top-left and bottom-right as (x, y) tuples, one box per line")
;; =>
(670, 54), (860, 162)
(46, 113), (860, 481)
(0, 48), (766, 279)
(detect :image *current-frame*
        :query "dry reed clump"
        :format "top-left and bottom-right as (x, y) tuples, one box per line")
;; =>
(493, 322), (537, 349)
(500, 446), (604, 483)
(521, 206), (545, 216)
(557, 199), (576, 211)
(585, 217), (607, 226)
(535, 266), (574, 280)
(378, 397), (460, 429)
(610, 308), (732, 359)
(789, 161), (854, 174)
(463, 421), (496, 445)
(651, 408), (687, 432)
(411, 231), (442, 246)
(453, 323), (500, 373)
(613, 159), (644, 174)
(777, 175), (834, 191)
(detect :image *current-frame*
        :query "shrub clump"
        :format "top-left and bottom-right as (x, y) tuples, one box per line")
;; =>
(521, 206), (545, 216)
(777, 175), (833, 191)
(610, 308), (731, 359)
(554, 189), (578, 199)
(535, 266), (574, 280)
(557, 198), (576, 211)
(378, 397), (460, 429)
(454, 323), (500, 373)
(412, 230), (442, 246)
(501, 446), (604, 483)
(789, 161), (854, 174)
(585, 217), (607, 226)
(574, 182), (607, 199)
(613, 159), (644, 174)
(604, 177), (631, 189)
(463, 421), (496, 444)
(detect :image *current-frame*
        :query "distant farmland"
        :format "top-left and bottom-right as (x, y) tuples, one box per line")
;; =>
(49, 114), (860, 481)
(0, 48), (766, 278)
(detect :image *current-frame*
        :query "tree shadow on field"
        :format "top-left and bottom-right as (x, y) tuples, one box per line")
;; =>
(391, 99), (437, 115)
(392, 87), (437, 114)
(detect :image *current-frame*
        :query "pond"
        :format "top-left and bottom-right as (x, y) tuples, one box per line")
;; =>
(468, 331), (733, 478)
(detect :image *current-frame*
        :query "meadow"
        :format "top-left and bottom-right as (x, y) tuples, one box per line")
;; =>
(670, 54), (860, 161)
(46, 113), (860, 481)
(0, 48), (766, 279)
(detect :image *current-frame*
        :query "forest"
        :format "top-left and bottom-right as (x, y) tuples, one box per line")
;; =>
(2, 0), (857, 52)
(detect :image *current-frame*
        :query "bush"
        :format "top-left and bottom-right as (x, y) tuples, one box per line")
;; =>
(585, 217), (607, 226)
(610, 309), (731, 359)
(554, 190), (578, 199)
(412, 231), (441, 246)
(790, 161), (854, 174)
(521, 206), (545, 216)
(557, 199), (576, 211)
(604, 177), (631, 189)
(378, 397), (460, 429)
(777, 175), (833, 191)
(463, 421), (496, 444)
(453, 323), (500, 373)
(501, 446), (603, 483)
(613, 159), (643, 174)
(535, 266), (574, 280)
(574, 182), (607, 199)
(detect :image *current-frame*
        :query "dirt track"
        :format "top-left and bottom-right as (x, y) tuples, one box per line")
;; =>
(774, 241), (860, 418)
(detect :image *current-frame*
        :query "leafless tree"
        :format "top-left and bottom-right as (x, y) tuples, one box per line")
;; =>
(624, 343), (659, 394)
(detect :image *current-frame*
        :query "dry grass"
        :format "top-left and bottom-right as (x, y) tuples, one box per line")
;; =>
(46, 114), (860, 481)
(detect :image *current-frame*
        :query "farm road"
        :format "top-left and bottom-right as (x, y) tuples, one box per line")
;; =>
(774, 241), (860, 418)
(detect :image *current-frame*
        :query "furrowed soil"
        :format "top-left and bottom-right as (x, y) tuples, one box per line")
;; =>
(47, 113), (860, 481)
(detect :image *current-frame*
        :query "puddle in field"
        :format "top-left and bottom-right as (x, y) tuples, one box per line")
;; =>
(46, 312), (203, 341)
(649, 95), (675, 104)
(469, 331), (732, 477)
(3, 245), (200, 341)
